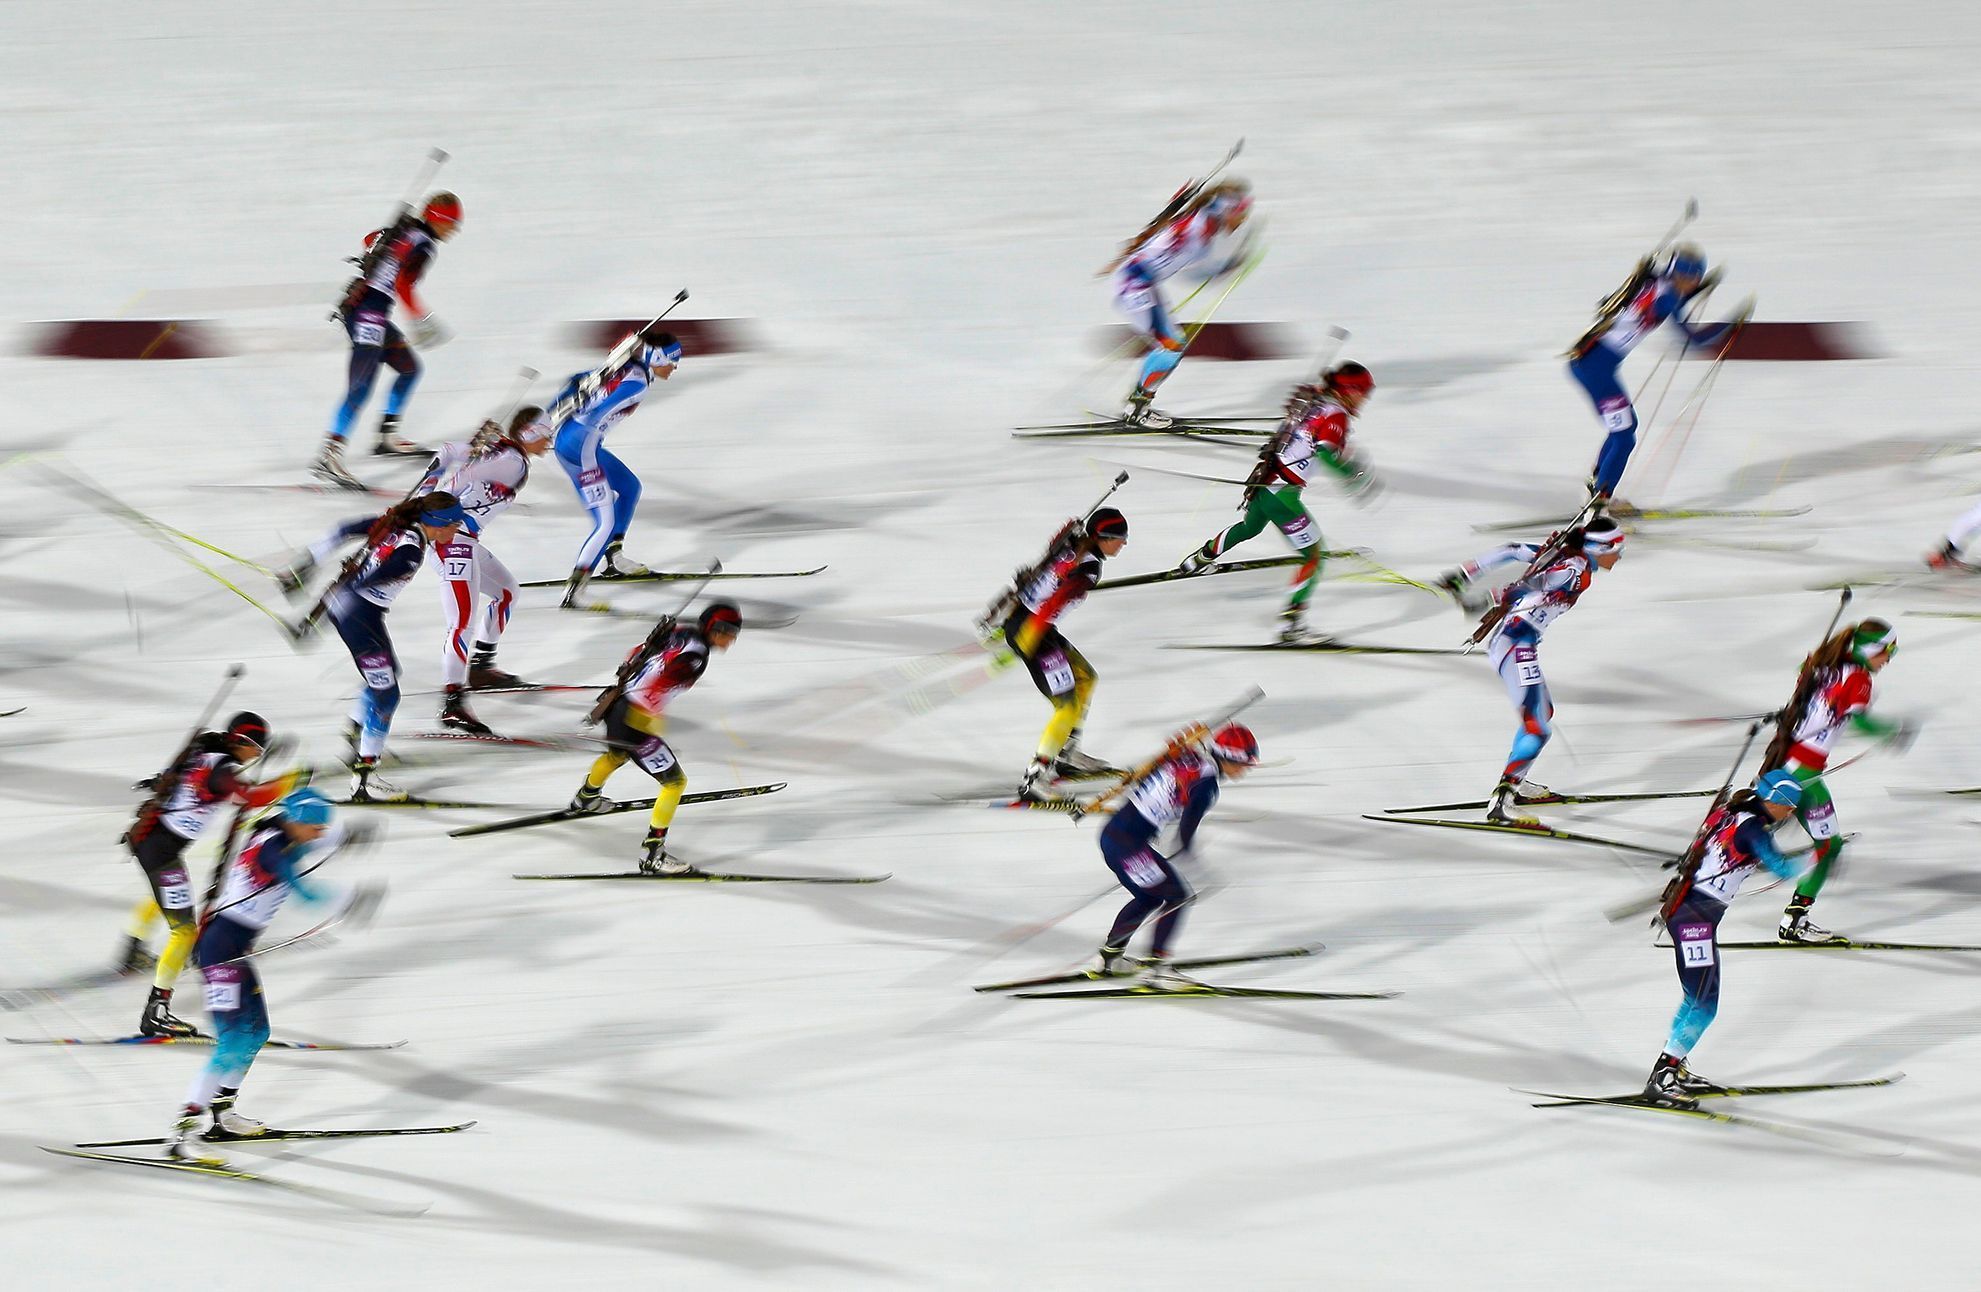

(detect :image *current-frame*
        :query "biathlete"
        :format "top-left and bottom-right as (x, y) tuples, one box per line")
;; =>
(1178, 362), (1377, 642)
(570, 603), (743, 873)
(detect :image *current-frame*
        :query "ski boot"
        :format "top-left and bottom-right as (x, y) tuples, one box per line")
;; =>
(467, 647), (522, 690)
(1015, 756), (1054, 804)
(1052, 732), (1116, 779)
(1176, 542), (1217, 576)
(639, 829), (692, 876)
(1121, 389), (1174, 430)
(1277, 605), (1322, 645)
(203, 1090), (267, 1141)
(439, 685), (494, 737)
(311, 438), (368, 491)
(598, 539), (650, 580)
(569, 783), (613, 815)
(1641, 1053), (1699, 1107)
(1084, 945), (1129, 980)
(1135, 956), (1200, 993)
(115, 934), (156, 976)
(349, 756), (403, 804)
(140, 986), (200, 1039)
(1778, 901), (1847, 945)
(1485, 777), (1540, 827)
(165, 1106), (206, 1161)
(1512, 779), (1558, 806)
(372, 413), (428, 457)
(559, 568), (591, 611)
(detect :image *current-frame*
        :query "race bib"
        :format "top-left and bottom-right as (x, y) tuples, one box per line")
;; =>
(1675, 923), (1716, 969)
(1598, 397), (1634, 434)
(443, 556), (472, 580)
(634, 738), (678, 776)
(1803, 799), (1839, 839)
(1039, 649), (1075, 696)
(158, 868), (192, 911)
(359, 652), (396, 691)
(204, 980), (242, 1012)
(1280, 514), (1318, 550)
(578, 467), (610, 509)
(353, 317), (387, 347)
(1513, 647), (1544, 688)
(1121, 850), (1166, 889)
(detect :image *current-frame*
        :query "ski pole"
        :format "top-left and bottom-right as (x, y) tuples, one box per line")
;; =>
(1072, 686), (1265, 822)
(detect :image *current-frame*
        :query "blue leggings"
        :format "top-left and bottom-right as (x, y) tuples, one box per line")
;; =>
(332, 598), (400, 759)
(1663, 898), (1725, 1059)
(330, 306), (420, 442)
(190, 916), (270, 1105)
(554, 431), (643, 572)
(1099, 812), (1194, 956)
(1569, 346), (1636, 496)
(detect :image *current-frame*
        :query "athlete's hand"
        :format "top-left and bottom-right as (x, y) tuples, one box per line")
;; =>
(1886, 719), (1920, 754)
(410, 314), (452, 348)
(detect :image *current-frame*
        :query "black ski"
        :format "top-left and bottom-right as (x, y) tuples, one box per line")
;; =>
(1361, 813), (1672, 858)
(335, 792), (521, 810)
(1166, 640), (1466, 656)
(77, 1120), (479, 1149)
(1096, 554), (1354, 592)
(9, 1033), (403, 1050)
(448, 782), (787, 838)
(519, 566), (825, 589)
(514, 868), (889, 884)
(402, 683), (592, 697)
(975, 943), (1323, 993)
(1522, 1074), (1902, 1107)
(1706, 939), (1981, 952)
(406, 731), (601, 752)
(1013, 982), (1394, 1000)
(1384, 787), (1717, 815)
(1012, 419), (1272, 440)
(41, 1147), (430, 1217)
(1475, 505), (1810, 532)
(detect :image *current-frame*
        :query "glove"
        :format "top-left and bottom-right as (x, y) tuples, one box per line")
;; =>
(1342, 462), (1383, 507)
(340, 881), (386, 932)
(409, 314), (451, 348)
(1887, 719), (1920, 754)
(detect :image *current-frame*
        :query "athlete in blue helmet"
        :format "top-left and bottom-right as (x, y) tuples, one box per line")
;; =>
(1642, 770), (1812, 1104)
(170, 788), (377, 1156)
(1566, 242), (1745, 504)
(551, 327), (684, 608)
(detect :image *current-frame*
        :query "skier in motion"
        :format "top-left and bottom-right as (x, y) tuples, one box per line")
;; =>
(1177, 362), (1378, 642)
(1758, 618), (1912, 944)
(318, 192), (463, 486)
(1443, 516), (1627, 824)
(569, 602), (743, 874)
(168, 787), (376, 1155)
(1085, 722), (1259, 990)
(1644, 770), (1811, 1105)
(1566, 242), (1740, 506)
(981, 507), (1131, 802)
(1106, 179), (1255, 429)
(550, 326), (683, 608)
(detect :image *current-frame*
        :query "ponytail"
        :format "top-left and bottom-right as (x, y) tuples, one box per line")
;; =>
(1762, 624), (1861, 769)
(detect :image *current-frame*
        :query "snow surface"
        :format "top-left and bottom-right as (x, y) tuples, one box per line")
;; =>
(6, 2), (1981, 1288)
